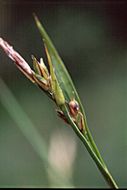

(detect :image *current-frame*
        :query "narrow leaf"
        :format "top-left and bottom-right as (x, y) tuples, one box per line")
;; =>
(34, 15), (88, 134)
(34, 16), (81, 104)
(45, 43), (65, 106)
(34, 15), (107, 164)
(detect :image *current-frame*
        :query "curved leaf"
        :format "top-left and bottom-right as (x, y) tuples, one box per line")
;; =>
(33, 15), (118, 188)
(34, 16), (84, 108)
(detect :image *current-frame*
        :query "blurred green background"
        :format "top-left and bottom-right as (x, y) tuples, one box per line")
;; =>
(0, 0), (127, 188)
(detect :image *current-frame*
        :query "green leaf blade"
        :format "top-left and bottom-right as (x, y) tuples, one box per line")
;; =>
(34, 15), (82, 104)
(33, 16), (118, 177)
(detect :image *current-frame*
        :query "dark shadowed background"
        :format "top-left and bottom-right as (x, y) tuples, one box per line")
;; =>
(0, 0), (127, 188)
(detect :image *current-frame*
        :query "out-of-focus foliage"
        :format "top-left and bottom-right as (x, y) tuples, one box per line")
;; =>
(0, 1), (126, 188)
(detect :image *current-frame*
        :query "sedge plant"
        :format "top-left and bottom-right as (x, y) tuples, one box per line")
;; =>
(0, 15), (118, 188)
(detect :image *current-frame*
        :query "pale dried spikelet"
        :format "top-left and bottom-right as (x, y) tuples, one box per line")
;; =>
(0, 37), (34, 83)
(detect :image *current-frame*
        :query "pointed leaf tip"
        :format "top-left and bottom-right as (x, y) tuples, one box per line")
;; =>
(34, 16), (87, 128)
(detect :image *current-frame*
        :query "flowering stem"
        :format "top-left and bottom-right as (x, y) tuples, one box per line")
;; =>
(0, 17), (119, 187)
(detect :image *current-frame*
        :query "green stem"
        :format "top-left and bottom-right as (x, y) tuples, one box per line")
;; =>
(84, 121), (107, 167)
(75, 92), (106, 166)
(61, 104), (118, 189)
